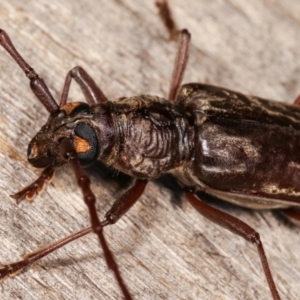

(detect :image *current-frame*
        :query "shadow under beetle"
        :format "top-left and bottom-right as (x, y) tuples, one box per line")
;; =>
(1, 23), (300, 300)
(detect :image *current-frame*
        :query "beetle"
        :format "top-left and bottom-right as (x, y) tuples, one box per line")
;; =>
(0, 18), (300, 300)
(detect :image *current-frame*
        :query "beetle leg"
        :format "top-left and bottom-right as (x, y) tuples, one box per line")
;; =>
(104, 179), (148, 224)
(60, 138), (135, 299)
(168, 29), (190, 102)
(60, 66), (108, 107)
(280, 208), (300, 226)
(155, 0), (178, 41)
(185, 191), (281, 300)
(10, 166), (55, 204)
(1, 175), (146, 300)
(0, 227), (92, 282)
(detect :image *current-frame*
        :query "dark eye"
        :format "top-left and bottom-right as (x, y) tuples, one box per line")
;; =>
(74, 122), (99, 167)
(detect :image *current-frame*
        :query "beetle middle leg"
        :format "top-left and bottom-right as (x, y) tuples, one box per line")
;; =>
(1, 133), (147, 299)
(0, 176), (146, 279)
(0, 167), (147, 300)
(185, 191), (281, 300)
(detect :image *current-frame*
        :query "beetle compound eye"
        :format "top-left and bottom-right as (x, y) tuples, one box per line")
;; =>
(74, 122), (99, 167)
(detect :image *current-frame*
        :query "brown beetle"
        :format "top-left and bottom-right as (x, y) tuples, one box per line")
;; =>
(0, 3), (299, 298)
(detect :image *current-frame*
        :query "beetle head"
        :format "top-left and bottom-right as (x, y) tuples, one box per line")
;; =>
(27, 102), (99, 168)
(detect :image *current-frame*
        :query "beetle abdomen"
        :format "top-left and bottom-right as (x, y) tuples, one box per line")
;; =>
(178, 83), (300, 208)
(194, 117), (300, 206)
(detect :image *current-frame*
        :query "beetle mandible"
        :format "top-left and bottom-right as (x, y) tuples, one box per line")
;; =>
(0, 18), (300, 300)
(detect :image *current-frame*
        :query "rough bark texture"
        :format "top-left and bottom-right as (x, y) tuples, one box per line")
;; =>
(0, 1), (300, 299)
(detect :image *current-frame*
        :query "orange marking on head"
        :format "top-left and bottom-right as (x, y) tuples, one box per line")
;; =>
(74, 135), (90, 153)
(60, 102), (81, 115)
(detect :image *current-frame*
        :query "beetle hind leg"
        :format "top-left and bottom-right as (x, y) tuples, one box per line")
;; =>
(185, 191), (281, 300)
(279, 208), (300, 226)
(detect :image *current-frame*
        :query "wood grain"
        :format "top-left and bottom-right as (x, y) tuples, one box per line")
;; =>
(0, 1), (300, 299)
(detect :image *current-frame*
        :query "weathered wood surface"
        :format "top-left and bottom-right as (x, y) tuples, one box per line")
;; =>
(0, 1), (300, 299)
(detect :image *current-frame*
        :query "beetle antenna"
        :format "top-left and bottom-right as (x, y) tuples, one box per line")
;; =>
(0, 29), (59, 113)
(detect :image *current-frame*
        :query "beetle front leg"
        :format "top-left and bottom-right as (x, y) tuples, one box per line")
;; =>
(185, 191), (281, 300)
(10, 166), (55, 204)
(60, 66), (108, 107)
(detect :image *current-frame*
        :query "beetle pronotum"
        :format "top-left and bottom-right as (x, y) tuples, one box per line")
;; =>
(0, 2), (298, 300)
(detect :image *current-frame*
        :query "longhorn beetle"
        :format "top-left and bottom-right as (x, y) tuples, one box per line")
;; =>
(1, 21), (300, 299)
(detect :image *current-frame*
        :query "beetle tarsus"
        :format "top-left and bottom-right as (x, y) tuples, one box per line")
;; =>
(0, 261), (26, 281)
(10, 167), (55, 204)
